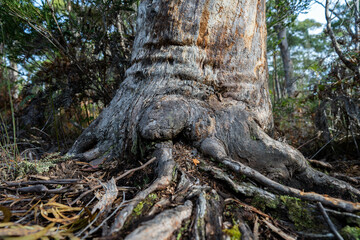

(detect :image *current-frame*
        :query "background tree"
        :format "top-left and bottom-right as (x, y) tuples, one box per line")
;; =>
(0, 0), (137, 153)
(267, 0), (312, 97)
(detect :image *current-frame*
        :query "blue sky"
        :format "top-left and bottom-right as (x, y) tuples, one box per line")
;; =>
(298, 1), (327, 24)
(298, 0), (347, 24)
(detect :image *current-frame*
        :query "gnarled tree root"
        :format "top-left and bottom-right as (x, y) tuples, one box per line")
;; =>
(200, 138), (360, 212)
(124, 201), (193, 240)
(192, 190), (224, 240)
(110, 142), (175, 234)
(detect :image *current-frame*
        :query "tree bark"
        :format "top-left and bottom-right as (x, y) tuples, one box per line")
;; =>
(68, 2), (360, 237)
(275, 25), (296, 97)
(69, 0), (274, 164)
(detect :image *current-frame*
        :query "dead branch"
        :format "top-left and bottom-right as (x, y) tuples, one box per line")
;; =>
(318, 202), (344, 240)
(5, 179), (80, 187)
(331, 173), (359, 184)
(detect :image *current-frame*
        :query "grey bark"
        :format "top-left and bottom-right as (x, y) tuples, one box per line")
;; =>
(325, 0), (359, 76)
(68, 0), (360, 201)
(275, 25), (296, 97)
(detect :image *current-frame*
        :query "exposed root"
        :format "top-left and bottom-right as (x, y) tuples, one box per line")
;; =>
(193, 191), (207, 239)
(200, 138), (360, 212)
(192, 190), (224, 240)
(200, 165), (276, 202)
(124, 200), (193, 240)
(110, 142), (175, 234)
(222, 157), (360, 212)
(238, 217), (255, 240)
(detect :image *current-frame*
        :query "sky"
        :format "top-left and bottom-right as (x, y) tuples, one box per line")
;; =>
(298, 0), (347, 24)
(298, 1), (327, 24)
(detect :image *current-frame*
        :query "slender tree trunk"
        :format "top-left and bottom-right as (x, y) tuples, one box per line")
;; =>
(275, 25), (296, 97)
(273, 51), (280, 101)
(355, 0), (359, 51)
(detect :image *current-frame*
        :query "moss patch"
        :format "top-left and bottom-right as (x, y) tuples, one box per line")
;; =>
(176, 219), (190, 240)
(223, 224), (241, 240)
(251, 194), (279, 211)
(341, 226), (360, 240)
(280, 195), (315, 231)
(133, 193), (158, 216)
(133, 202), (144, 216)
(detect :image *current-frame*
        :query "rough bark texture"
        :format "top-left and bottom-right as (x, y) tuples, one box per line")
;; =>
(69, 0), (282, 176)
(69, 0), (360, 219)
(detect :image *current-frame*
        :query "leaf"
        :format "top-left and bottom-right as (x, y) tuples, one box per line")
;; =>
(0, 206), (11, 223)
(39, 202), (82, 224)
(192, 158), (200, 166)
(0, 223), (54, 240)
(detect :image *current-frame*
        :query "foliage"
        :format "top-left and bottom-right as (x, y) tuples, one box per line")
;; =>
(0, 0), (137, 153)
(266, 0), (312, 35)
(341, 226), (360, 240)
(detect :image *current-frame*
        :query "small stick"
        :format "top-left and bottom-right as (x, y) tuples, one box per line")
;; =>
(262, 218), (296, 240)
(5, 179), (80, 187)
(71, 157), (156, 205)
(317, 202), (344, 240)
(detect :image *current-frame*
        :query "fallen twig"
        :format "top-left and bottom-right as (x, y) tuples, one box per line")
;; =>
(71, 157), (156, 205)
(317, 202), (344, 240)
(296, 231), (334, 239)
(308, 159), (333, 169)
(331, 173), (359, 185)
(83, 192), (130, 238)
(5, 179), (80, 187)
(200, 165), (276, 201)
(224, 198), (273, 220)
(262, 218), (297, 240)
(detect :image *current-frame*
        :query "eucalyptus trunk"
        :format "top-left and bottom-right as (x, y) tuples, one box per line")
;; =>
(68, 0), (360, 237)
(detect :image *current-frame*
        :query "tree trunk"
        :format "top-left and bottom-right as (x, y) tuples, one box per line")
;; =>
(275, 24), (296, 97)
(68, 0), (360, 237)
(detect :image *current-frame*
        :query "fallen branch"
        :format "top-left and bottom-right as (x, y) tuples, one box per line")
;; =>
(317, 202), (344, 240)
(5, 179), (80, 187)
(224, 198), (273, 220)
(296, 231), (334, 239)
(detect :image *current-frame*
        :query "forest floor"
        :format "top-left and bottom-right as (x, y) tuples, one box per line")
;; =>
(1, 137), (360, 239)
